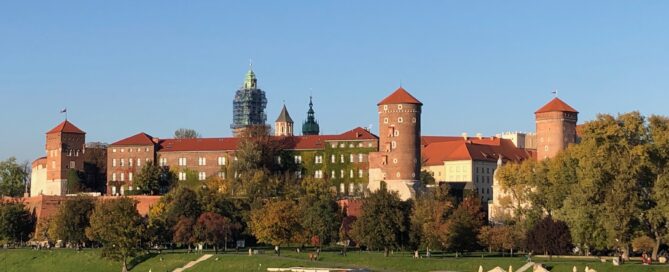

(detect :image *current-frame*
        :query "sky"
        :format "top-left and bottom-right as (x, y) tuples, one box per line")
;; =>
(1, 1), (668, 163)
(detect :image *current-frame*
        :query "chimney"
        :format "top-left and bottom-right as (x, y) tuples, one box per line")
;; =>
(462, 132), (468, 140)
(476, 133), (482, 139)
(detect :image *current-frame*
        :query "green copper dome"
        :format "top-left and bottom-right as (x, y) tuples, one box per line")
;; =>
(302, 96), (320, 135)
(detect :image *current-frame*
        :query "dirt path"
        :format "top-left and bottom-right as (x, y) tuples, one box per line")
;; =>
(173, 254), (213, 272)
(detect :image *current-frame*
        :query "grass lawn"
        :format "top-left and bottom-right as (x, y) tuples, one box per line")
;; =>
(193, 250), (669, 272)
(2, 248), (669, 272)
(0, 248), (202, 272)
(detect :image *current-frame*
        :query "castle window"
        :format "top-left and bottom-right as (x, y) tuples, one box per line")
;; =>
(340, 154), (345, 163)
(349, 183), (355, 195)
(178, 158), (187, 166)
(198, 157), (207, 166)
(315, 170), (323, 179)
(331, 155), (336, 163)
(146, 147), (150, 152)
(137, 159), (141, 167)
(218, 157), (226, 166)
(368, 143), (373, 147)
(111, 186), (116, 195)
(340, 143), (345, 148)
(137, 148), (141, 152)
(120, 159), (125, 167)
(391, 141), (397, 149)
(129, 159), (133, 167)
(358, 169), (363, 178)
(412, 117), (416, 123)
(383, 105), (388, 111)
(383, 118), (388, 124)
(394, 129), (399, 137)
(331, 170), (336, 179)
(340, 170), (344, 178)
(112, 149), (117, 153)
(75, 150), (79, 157)
(350, 170), (354, 178)
(178, 172), (186, 181)
(112, 159), (117, 167)
(120, 173), (125, 181)
(340, 183), (345, 193)
(218, 171), (226, 179)
(121, 149), (124, 153)
(398, 105), (403, 110)
(358, 154), (364, 162)
(398, 117), (404, 123)
(129, 148), (133, 153)
(198, 172), (206, 181)
(396, 172), (401, 178)
(294, 155), (302, 164)
(112, 173), (117, 181)
(129, 172), (133, 181)
(296, 170), (302, 179)
(544, 145), (549, 151)
(315, 155), (323, 164)
(393, 158), (398, 164)
(350, 154), (355, 163)
(159, 158), (167, 166)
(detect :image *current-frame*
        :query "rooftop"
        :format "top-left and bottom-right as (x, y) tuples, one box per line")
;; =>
(378, 87), (422, 106)
(47, 120), (86, 134)
(535, 97), (578, 114)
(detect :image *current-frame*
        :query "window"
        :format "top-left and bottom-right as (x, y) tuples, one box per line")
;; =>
(393, 158), (398, 164)
(340, 183), (345, 193)
(383, 118), (389, 124)
(315, 170), (323, 179)
(112, 148), (117, 153)
(350, 154), (354, 163)
(218, 171), (226, 179)
(112, 173), (117, 181)
(396, 172), (401, 178)
(340, 154), (345, 163)
(129, 148), (133, 153)
(178, 157), (187, 166)
(129, 159), (133, 167)
(137, 148), (141, 152)
(358, 154), (364, 162)
(69, 161), (75, 169)
(120, 159), (125, 167)
(159, 158), (167, 166)
(120, 173), (125, 181)
(112, 159), (117, 167)
(544, 145), (549, 151)
(121, 149), (125, 153)
(383, 105), (388, 110)
(349, 183), (355, 195)
(218, 157), (226, 165)
(294, 155), (302, 164)
(296, 170), (302, 179)
(129, 172), (133, 181)
(277, 156), (282, 164)
(350, 169), (354, 178)
(398, 117), (404, 123)
(358, 169), (363, 178)
(394, 130), (399, 137)
(315, 155), (323, 164)
(340, 170), (344, 178)
(111, 186), (117, 195)
(198, 172), (206, 181)
(198, 157), (206, 166)
(137, 159), (141, 167)
(391, 141), (397, 149)
(331, 170), (336, 179)
(398, 104), (403, 110)
(412, 117), (416, 123)
(178, 172), (186, 181)
(331, 155), (336, 163)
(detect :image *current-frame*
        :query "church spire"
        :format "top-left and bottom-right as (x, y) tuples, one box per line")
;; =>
(302, 96), (320, 135)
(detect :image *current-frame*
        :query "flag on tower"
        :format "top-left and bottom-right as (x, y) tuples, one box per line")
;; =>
(60, 108), (67, 113)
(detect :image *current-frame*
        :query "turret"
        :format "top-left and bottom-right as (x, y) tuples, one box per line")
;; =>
(274, 104), (294, 137)
(535, 97), (578, 160)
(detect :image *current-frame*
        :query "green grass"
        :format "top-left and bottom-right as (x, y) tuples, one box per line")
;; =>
(2, 248), (669, 272)
(0, 248), (202, 272)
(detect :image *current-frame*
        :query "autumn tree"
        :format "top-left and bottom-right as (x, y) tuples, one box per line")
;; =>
(526, 215), (572, 257)
(49, 196), (95, 249)
(194, 212), (240, 253)
(350, 183), (408, 257)
(478, 225), (520, 256)
(249, 199), (301, 256)
(173, 217), (196, 252)
(410, 185), (452, 253)
(86, 198), (144, 272)
(441, 192), (485, 255)
(134, 161), (173, 195)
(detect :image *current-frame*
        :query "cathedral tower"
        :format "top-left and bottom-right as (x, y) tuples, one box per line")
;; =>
(231, 68), (268, 136)
(535, 97), (578, 160)
(274, 104), (294, 137)
(368, 87), (422, 200)
(302, 96), (320, 135)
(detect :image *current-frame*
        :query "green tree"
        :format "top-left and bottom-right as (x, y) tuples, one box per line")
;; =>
(410, 186), (452, 252)
(48, 196), (95, 249)
(174, 128), (200, 139)
(163, 187), (202, 224)
(350, 183), (407, 257)
(300, 195), (341, 247)
(441, 192), (484, 255)
(0, 200), (34, 245)
(0, 157), (28, 197)
(134, 161), (164, 195)
(86, 198), (145, 272)
(249, 199), (301, 256)
(66, 169), (83, 194)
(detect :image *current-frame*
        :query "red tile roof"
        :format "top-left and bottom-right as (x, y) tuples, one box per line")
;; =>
(111, 133), (156, 146)
(152, 127), (378, 152)
(422, 137), (532, 166)
(47, 120), (85, 134)
(378, 87), (422, 105)
(535, 98), (578, 114)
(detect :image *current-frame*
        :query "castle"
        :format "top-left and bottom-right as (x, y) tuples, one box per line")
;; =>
(29, 68), (579, 204)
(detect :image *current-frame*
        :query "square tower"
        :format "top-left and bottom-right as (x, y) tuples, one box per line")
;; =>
(535, 98), (578, 160)
(45, 120), (86, 195)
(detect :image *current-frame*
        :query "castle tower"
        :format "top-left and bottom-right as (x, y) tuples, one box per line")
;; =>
(231, 68), (268, 136)
(368, 87), (422, 200)
(302, 96), (320, 135)
(274, 104), (294, 137)
(44, 120), (86, 195)
(535, 97), (578, 160)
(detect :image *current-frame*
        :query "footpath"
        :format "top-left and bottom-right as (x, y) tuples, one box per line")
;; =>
(173, 254), (213, 272)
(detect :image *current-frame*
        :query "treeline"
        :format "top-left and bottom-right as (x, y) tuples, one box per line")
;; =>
(496, 112), (669, 260)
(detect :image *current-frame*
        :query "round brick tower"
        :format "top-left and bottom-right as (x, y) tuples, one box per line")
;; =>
(368, 87), (422, 200)
(535, 97), (578, 160)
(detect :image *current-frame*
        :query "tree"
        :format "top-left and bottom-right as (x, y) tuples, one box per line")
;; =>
(194, 212), (239, 253)
(134, 161), (164, 195)
(173, 217), (196, 252)
(300, 195), (341, 247)
(49, 196), (95, 249)
(526, 215), (572, 257)
(350, 183), (408, 257)
(478, 225), (519, 256)
(0, 157), (28, 197)
(410, 186), (452, 252)
(66, 169), (84, 194)
(632, 235), (655, 254)
(86, 198), (144, 272)
(0, 200), (34, 245)
(174, 128), (200, 139)
(249, 199), (301, 256)
(441, 192), (484, 255)
(163, 187), (202, 224)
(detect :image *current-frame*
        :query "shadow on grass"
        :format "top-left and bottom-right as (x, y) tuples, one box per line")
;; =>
(128, 252), (157, 270)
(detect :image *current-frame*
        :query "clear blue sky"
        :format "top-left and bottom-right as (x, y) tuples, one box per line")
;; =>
(2, 1), (668, 163)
